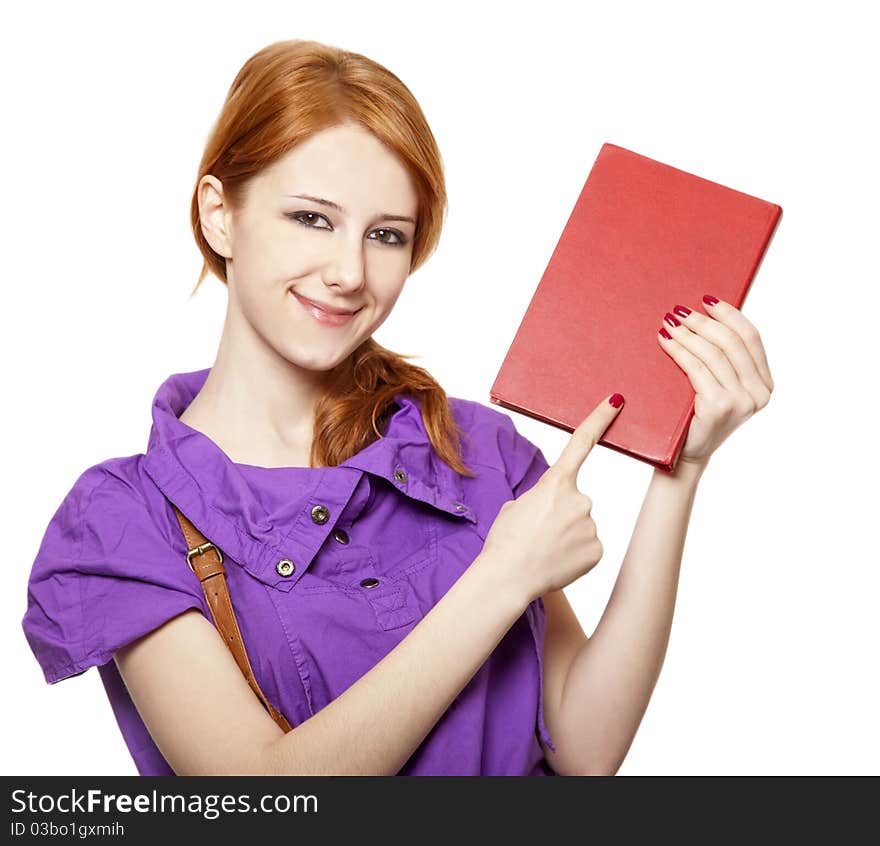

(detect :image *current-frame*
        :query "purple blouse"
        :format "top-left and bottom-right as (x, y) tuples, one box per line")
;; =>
(22, 368), (558, 775)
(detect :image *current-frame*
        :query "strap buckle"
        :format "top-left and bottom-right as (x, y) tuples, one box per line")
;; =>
(186, 541), (223, 572)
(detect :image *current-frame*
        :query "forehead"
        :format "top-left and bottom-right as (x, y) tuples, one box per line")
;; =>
(256, 124), (418, 210)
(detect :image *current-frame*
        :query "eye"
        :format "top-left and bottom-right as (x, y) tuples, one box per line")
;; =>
(287, 211), (332, 230)
(286, 212), (408, 247)
(369, 228), (408, 247)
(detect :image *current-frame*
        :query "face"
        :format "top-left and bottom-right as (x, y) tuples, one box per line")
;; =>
(199, 122), (419, 373)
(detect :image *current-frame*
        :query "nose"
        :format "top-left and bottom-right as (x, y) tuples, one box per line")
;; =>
(321, 232), (367, 295)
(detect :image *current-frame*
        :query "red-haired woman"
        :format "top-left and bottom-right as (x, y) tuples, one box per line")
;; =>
(22, 39), (773, 776)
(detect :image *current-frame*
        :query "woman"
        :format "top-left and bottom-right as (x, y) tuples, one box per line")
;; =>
(21, 39), (773, 776)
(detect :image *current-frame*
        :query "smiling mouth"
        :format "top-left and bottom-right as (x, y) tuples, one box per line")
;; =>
(290, 291), (362, 326)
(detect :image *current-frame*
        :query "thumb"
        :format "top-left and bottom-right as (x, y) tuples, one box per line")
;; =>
(552, 392), (625, 481)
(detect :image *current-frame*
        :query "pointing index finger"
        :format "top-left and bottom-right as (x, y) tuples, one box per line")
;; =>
(553, 393), (625, 480)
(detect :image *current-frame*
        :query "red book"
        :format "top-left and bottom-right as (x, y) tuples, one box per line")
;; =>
(489, 142), (783, 472)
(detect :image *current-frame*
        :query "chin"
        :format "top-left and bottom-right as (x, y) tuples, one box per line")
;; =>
(280, 344), (356, 374)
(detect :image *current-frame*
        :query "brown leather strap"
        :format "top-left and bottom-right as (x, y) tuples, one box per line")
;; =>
(170, 502), (293, 733)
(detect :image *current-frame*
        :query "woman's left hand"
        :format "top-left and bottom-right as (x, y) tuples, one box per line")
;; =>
(657, 295), (775, 472)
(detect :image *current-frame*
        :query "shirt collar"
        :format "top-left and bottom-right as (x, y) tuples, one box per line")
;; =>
(142, 368), (476, 591)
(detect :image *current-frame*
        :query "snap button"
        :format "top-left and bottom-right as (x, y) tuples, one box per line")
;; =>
(393, 469), (407, 483)
(453, 502), (467, 512)
(333, 528), (350, 544)
(360, 577), (380, 589)
(276, 558), (296, 577)
(310, 504), (330, 524)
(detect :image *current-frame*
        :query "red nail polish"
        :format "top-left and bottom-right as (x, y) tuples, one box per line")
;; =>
(659, 327), (672, 339)
(673, 304), (691, 318)
(609, 393), (624, 408)
(663, 312), (680, 328)
(703, 294), (719, 306)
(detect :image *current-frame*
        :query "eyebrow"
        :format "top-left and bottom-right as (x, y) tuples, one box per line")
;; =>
(283, 193), (416, 225)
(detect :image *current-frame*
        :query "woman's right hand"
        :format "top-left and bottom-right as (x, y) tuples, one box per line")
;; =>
(479, 394), (625, 605)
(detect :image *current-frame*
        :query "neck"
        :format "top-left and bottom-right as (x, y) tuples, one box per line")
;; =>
(179, 313), (342, 469)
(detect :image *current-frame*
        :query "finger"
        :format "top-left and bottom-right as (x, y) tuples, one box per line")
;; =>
(660, 310), (742, 392)
(662, 305), (766, 403)
(553, 393), (625, 481)
(657, 325), (726, 400)
(698, 297), (775, 392)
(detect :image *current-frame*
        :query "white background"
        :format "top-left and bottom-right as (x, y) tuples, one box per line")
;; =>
(3, 0), (877, 775)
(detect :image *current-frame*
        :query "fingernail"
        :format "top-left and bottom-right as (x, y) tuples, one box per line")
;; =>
(609, 393), (624, 408)
(663, 312), (680, 328)
(673, 304), (691, 318)
(703, 294), (719, 306)
(659, 327), (672, 339)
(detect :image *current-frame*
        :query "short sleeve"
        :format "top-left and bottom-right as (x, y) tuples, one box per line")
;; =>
(497, 416), (557, 752)
(449, 397), (552, 502)
(450, 399), (557, 754)
(22, 465), (209, 685)
(508, 434), (551, 500)
(487, 407), (551, 499)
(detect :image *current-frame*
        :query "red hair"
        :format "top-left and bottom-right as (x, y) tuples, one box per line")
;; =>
(189, 39), (474, 476)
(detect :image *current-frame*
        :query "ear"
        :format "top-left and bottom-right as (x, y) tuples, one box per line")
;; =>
(198, 174), (234, 259)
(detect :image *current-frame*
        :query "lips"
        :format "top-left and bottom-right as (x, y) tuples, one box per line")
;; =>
(292, 292), (360, 315)
(291, 290), (361, 327)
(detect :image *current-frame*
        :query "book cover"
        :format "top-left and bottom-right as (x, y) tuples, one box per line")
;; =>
(489, 142), (783, 472)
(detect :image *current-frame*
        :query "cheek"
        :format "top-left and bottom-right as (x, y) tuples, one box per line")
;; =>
(235, 282), (281, 337)
(358, 285), (405, 336)
(371, 276), (407, 313)
(236, 218), (307, 278)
